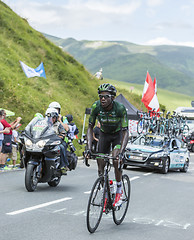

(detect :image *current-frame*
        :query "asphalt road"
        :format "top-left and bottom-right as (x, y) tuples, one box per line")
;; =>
(0, 154), (194, 240)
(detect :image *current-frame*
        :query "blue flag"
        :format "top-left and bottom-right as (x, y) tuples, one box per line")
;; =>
(20, 61), (46, 78)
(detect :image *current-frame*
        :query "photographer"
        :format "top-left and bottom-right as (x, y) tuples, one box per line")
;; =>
(45, 108), (69, 175)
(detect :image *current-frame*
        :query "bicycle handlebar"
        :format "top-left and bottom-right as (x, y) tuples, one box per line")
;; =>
(83, 152), (124, 170)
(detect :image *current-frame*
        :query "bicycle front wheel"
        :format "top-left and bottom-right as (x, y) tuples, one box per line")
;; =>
(112, 174), (130, 225)
(86, 177), (105, 233)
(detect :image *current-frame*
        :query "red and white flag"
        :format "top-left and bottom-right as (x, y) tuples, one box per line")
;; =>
(141, 72), (159, 111)
(153, 77), (157, 94)
(142, 71), (152, 98)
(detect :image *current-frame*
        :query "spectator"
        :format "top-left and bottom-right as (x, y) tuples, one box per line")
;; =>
(0, 109), (21, 169)
(94, 68), (103, 80)
(0, 110), (10, 154)
(10, 124), (21, 168)
(65, 114), (79, 140)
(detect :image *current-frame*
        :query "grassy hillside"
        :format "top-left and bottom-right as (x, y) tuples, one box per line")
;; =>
(0, 1), (98, 124)
(0, 1), (145, 154)
(45, 35), (194, 96)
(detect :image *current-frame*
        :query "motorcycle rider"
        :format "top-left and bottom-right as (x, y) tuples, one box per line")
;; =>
(48, 102), (69, 132)
(45, 108), (69, 175)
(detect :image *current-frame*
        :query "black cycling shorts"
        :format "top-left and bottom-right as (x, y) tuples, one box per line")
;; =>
(1, 135), (12, 153)
(98, 130), (122, 154)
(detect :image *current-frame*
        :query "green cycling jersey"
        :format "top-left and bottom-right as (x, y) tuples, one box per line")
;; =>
(89, 100), (128, 134)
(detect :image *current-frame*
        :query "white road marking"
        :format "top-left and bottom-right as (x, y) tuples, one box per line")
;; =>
(183, 223), (191, 230)
(84, 191), (91, 194)
(155, 220), (164, 226)
(73, 211), (85, 216)
(132, 218), (191, 230)
(53, 208), (67, 213)
(143, 172), (152, 176)
(6, 197), (72, 215)
(130, 176), (140, 181)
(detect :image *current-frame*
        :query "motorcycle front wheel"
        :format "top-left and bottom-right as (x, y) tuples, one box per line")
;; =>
(25, 164), (38, 192)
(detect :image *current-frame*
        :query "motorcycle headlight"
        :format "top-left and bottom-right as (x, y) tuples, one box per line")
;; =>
(36, 140), (47, 148)
(51, 140), (61, 145)
(151, 152), (164, 158)
(25, 139), (33, 147)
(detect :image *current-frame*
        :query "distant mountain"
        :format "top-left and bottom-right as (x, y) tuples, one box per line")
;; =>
(44, 34), (194, 96)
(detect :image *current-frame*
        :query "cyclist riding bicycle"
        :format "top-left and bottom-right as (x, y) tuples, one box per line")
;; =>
(86, 83), (129, 207)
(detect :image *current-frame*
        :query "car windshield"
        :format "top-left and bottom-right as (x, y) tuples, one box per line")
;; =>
(131, 135), (165, 148)
(149, 139), (164, 147)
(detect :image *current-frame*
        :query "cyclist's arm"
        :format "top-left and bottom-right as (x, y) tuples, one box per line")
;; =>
(120, 105), (129, 154)
(120, 128), (129, 153)
(87, 101), (98, 151)
(87, 124), (94, 151)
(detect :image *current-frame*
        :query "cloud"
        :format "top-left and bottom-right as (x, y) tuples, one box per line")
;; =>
(84, 1), (141, 14)
(146, 0), (163, 7)
(144, 37), (194, 48)
(2, 0), (194, 45)
(4, 0), (141, 33)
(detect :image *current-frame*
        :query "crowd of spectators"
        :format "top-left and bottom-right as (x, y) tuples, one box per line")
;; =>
(0, 109), (22, 170)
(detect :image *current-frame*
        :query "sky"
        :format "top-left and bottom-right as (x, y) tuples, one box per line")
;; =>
(2, 0), (194, 47)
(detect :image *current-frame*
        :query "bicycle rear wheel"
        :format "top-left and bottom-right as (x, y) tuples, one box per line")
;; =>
(137, 119), (144, 134)
(86, 177), (105, 233)
(112, 174), (130, 225)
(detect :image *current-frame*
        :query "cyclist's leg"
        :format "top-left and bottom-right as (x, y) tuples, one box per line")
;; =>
(112, 148), (122, 182)
(112, 131), (122, 182)
(97, 131), (111, 177)
(112, 132), (123, 206)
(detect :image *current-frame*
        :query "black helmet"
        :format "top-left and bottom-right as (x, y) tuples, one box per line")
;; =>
(66, 114), (73, 122)
(98, 83), (117, 96)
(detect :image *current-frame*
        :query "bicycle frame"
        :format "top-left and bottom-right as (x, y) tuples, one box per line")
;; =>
(103, 157), (116, 213)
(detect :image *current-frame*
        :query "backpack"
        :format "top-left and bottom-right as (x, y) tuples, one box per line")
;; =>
(67, 150), (78, 170)
(74, 126), (79, 135)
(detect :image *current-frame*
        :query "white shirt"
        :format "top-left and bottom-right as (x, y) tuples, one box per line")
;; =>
(12, 130), (19, 145)
(95, 71), (103, 79)
(68, 124), (77, 139)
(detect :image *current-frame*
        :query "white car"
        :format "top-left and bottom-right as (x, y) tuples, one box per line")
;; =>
(124, 134), (190, 174)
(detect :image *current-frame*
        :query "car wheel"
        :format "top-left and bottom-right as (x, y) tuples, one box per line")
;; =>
(180, 159), (189, 173)
(161, 158), (169, 174)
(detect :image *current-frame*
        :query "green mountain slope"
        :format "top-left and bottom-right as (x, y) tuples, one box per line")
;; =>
(44, 35), (194, 96)
(0, 1), (99, 127)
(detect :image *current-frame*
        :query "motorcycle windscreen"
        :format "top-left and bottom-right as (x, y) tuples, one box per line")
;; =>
(25, 117), (56, 139)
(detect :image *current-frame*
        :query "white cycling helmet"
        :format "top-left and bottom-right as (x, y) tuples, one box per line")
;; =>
(48, 102), (61, 114)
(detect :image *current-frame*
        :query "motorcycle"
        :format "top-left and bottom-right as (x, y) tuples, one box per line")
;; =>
(20, 117), (77, 192)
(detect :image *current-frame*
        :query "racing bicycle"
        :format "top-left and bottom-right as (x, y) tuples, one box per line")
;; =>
(85, 153), (131, 233)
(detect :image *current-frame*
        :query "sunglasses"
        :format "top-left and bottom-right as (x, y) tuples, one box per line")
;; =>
(99, 94), (112, 99)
